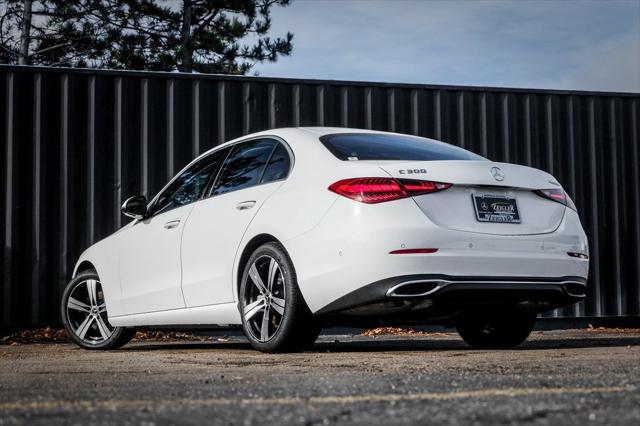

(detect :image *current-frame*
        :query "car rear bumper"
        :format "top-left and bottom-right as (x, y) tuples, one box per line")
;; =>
(287, 197), (589, 314)
(315, 274), (587, 316)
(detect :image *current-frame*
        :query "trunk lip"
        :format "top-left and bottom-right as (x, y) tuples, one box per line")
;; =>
(378, 161), (559, 191)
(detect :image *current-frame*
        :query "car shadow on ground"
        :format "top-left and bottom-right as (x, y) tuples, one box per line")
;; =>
(120, 335), (640, 353)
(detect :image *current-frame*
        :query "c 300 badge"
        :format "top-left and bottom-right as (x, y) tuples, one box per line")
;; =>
(398, 168), (427, 175)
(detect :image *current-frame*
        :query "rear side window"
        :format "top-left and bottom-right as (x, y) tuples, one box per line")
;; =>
(261, 143), (291, 184)
(319, 133), (485, 161)
(212, 139), (277, 196)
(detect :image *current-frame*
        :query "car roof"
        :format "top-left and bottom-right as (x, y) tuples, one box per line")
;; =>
(296, 127), (385, 137)
(198, 127), (400, 157)
(190, 127), (446, 174)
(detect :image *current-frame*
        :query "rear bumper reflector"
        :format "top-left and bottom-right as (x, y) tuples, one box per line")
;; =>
(389, 248), (438, 254)
(567, 252), (588, 259)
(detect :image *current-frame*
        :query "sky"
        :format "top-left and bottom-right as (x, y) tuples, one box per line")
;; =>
(252, 0), (640, 93)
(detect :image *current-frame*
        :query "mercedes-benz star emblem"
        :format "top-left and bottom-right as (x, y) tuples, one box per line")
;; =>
(491, 166), (505, 181)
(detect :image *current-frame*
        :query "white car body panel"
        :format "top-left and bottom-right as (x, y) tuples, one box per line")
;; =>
(287, 198), (587, 313)
(108, 302), (240, 327)
(117, 203), (193, 313)
(180, 180), (284, 307)
(72, 127), (589, 327)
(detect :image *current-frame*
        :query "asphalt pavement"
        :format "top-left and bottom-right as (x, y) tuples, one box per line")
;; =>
(1, 329), (639, 425)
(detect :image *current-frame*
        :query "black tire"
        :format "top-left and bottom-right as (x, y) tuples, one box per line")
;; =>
(239, 242), (321, 353)
(61, 269), (135, 350)
(456, 310), (536, 349)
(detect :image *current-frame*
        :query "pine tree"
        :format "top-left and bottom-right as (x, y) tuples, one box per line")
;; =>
(0, 0), (294, 74)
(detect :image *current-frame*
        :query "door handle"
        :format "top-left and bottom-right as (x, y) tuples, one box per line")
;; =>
(236, 200), (256, 210)
(164, 220), (180, 229)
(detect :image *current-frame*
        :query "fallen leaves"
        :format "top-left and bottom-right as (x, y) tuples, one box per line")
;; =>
(585, 325), (640, 334)
(361, 327), (449, 337)
(1, 327), (68, 345)
(131, 331), (209, 342)
(0, 328), (210, 345)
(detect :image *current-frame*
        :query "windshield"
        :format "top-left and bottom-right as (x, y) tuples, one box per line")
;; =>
(319, 133), (486, 161)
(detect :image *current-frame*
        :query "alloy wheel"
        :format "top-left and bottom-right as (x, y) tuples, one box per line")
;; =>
(66, 279), (114, 344)
(243, 255), (287, 342)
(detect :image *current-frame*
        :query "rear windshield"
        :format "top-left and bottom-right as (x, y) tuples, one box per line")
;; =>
(319, 133), (485, 161)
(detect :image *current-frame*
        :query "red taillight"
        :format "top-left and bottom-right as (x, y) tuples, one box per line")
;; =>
(534, 188), (577, 211)
(328, 178), (451, 204)
(399, 179), (452, 196)
(537, 188), (566, 203)
(328, 178), (405, 203)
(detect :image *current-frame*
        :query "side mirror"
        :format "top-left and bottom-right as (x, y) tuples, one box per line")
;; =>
(121, 195), (148, 220)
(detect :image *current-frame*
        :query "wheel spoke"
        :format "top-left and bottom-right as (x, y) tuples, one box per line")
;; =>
(270, 297), (285, 315)
(267, 258), (279, 292)
(249, 263), (268, 295)
(97, 303), (107, 313)
(68, 297), (90, 312)
(75, 315), (94, 339)
(244, 297), (266, 321)
(86, 280), (98, 307)
(94, 316), (111, 340)
(260, 304), (271, 341)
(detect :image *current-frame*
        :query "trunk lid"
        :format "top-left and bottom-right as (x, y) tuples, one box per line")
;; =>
(379, 160), (566, 235)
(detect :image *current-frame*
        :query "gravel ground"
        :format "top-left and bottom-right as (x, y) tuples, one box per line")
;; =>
(1, 329), (639, 426)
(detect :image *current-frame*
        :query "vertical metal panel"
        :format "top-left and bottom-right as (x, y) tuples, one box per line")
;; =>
(242, 82), (250, 134)
(0, 65), (638, 326)
(631, 99), (640, 316)
(545, 95), (555, 175)
(501, 94), (510, 162)
(410, 89), (419, 136)
(387, 88), (396, 132)
(268, 83), (277, 129)
(141, 79), (149, 198)
(31, 73), (42, 323)
(608, 98), (623, 316)
(292, 84), (301, 127)
(166, 79), (174, 177)
(434, 90), (442, 140)
(3, 72), (14, 324)
(192, 80), (200, 156)
(217, 81), (226, 143)
(566, 96), (580, 317)
(87, 76), (96, 244)
(364, 87), (372, 129)
(457, 92), (465, 149)
(480, 92), (489, 157)
(114, 78), (123, 229)
(340, 86), (348, 127)
(316, 85), (324, 126)
(587, 97), (602, 316)
(58, 74), (69, 319)
(524, 95), (533, 166)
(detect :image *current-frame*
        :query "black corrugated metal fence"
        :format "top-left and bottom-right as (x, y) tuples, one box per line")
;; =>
(1, 65), (639, 327)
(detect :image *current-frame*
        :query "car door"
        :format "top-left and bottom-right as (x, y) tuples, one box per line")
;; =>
(117, 153), (224, 315)
(180, 138), (292, 307)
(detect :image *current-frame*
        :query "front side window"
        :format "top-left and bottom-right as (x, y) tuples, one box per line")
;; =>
(152, 148), (229, 215)
(211, 139), (277, 196)
(319, 133), (486, 161)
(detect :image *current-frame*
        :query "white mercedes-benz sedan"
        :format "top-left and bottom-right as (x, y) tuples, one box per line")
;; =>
(61, 127), (589, 352)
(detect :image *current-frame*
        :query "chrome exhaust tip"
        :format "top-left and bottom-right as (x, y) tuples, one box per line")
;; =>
(564, 282), (587, 298)
(386, 280), (443, 298)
